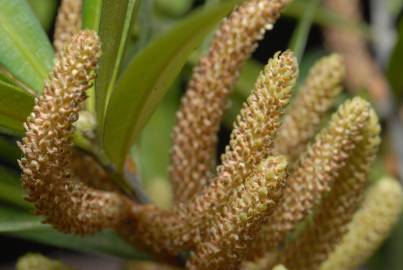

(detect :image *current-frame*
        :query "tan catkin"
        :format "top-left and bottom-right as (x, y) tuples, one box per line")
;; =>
(250, 97), (371, 259)
(18, 30), (131, 235)
(188, 156), (288, 270)
(278, 107), (381, 270)
(173, 51), (297, 250)
(320, 178), (403, 270)
(273, 54), (345, 161)
(54, 0), (82, 53)
(119, 47), (298, 256)
(170, 0), (292, 203)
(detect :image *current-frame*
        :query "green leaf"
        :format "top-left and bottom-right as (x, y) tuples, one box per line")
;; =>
(0, 205), (148, 259)
(103, 0), (241, 171)
(0, 81), (34, 134)
(289, 0), (320, 61)
(0, 166), (31, 209)
(0, 81), (34, 124)
(387, 0), (403, 17)
(95, 0), (141, 139)
(82, 0), (103, 112)
(0, 205), (150, 259)
(0, 206), (44, 232)
(0, 0), (54, 92)
(137, 80), (180, 182)
(12, 229), (149, 259)
(27, 0), (58, 32)
(388, 18), (403, 100)
(82, 0), (103, 31)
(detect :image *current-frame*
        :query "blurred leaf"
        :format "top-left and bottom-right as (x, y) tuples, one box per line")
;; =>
(0, 206), (43, 232)
(27, 0), (58, 32)
(12, 228), (149, 259)
(0, 166), (31, 209)
(0, 115), (25, 136)
(0, 198), (148, 258)
(82, 0), (103, 30)
(0, 205), (148, 258)
(0, 135), (21, 167)
(95, 0), (141, 138)
(289, 0), (320, 61)
(0, 81), (34, 134)
(156, 0), (193, 16)
(387, 0), (403, 17)
(388, 18), (403, 100)
(0, 0), (54, 92)
(103, 0), (241, 171)
(0, 81), (34, 124)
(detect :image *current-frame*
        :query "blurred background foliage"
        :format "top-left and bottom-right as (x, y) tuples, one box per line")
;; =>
(0, 0), (402, 269)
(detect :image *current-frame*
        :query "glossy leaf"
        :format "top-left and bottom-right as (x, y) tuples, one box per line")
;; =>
(0, 81), (34, 124)
(0, 0), (54, 92)
(0, 81), (34, 134)
(27, 0), (58, 32)
(12, 228), (149, 259)
(82, 0), (103, 31)
(103, 0), (241, 171)
(0, 205), (147, 258)
(95, 0), (141, 137)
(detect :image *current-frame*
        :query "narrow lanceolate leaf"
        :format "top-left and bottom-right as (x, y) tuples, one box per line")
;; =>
(95, 0), (140, 134)
(250, 98), (370, 260)
(82, 0), (103, 30)
(273, 54), (344, 162)
(188, 156), (288, 270)
(0, 80), (34, 134)
(320, 178), (403, 270)
(12, 228), (149, 259)
(0, 166), (32, 209)
(103, 0), (243, 171)
(0, 0), (54, 92)
(0, 206), (45, 233)
(170, 0), (293, 203)
(278, 106), (381, 270)
(0, 81), (34, 126)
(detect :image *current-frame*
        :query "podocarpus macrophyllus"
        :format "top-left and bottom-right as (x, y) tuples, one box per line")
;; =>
(18, 0), (402, 269)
